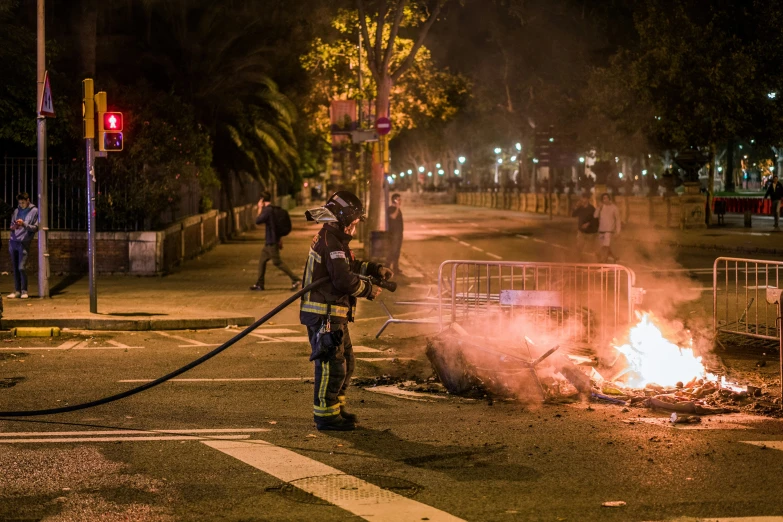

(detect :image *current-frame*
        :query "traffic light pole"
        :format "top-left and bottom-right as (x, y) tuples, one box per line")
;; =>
(36, 0), (49, 298)
(86, 138), (97, 313)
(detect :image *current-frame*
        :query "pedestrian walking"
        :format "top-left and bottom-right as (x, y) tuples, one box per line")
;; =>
(386, 193), (404, 274)
(7, 193), (39, 299)
(249, 191), (301, 291)
(571, 192), (597, 259)
(765, 174), (783, 230)
(301, 191), (392, 431)
(594, 193), (621, 263)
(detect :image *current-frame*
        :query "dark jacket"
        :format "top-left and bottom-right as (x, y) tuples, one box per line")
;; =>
(766, 182), (783, 202)
(255, 205), (278, 246)
(572, 203), (597, 233)
(299, 225), (383, 326)
(387, 205), (404, 237)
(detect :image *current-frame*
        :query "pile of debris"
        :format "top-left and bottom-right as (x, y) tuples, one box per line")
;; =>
(424, 323), (783, 418)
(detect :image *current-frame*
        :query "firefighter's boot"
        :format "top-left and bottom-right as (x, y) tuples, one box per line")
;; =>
(338, 396), (358, 423)
(314, 414), (355, 431)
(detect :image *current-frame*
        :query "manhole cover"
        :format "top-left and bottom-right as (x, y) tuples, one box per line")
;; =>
(265, 474), (422, 505)
(0, 377), (26, 389)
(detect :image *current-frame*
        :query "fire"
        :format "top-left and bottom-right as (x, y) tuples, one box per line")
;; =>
(613, 312), (709, 388)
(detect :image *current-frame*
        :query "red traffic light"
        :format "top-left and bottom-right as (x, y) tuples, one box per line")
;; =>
(103, 112), (123, 131)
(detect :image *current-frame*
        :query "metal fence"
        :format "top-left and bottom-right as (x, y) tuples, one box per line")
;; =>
(436, 261), (640, 349)
(2, 157), (90, 231)
(713, 257), (783, 341)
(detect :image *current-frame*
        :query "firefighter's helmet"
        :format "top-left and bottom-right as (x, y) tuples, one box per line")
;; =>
(323, 191), (366, 228)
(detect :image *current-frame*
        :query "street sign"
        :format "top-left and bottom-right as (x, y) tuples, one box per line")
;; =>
(39, 71), (55, 117)
(375, 117), (391, 136)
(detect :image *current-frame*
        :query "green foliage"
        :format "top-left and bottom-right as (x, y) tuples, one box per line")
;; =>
(97, 84), (216, 230)
(301, 8), (469, 138)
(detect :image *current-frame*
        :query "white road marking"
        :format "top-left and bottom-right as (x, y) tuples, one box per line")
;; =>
(459, 241), (471, 247)
(204, 439), (465, 522)
(449, 237), (460, 242)
(353, 346), (382, 353)
(516, 234), (529, 239)
(471, 246), (484, 252)
(0, 435), (252, 444)
(275, 336), (310, 343)
(487, 253), (503, 260)
(488, 227), (500, 232)
(356, 357), (416, 362)
(742, 441), (783, 451)
(154, 331), (219, 347)
(365, 386), (449, 402)
(532, 238), (547, 244)
(0, 428), (272, 437)
(251, 328), (299, 335)
(118, 378), (306, 383)
(0, 339), (144, 351)
(550, 244), (568, 250)
(469, 223), (479, 227)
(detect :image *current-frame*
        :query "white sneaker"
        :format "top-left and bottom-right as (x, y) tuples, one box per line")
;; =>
(7, 292), (20, 299)
(20, 292), (29, 299)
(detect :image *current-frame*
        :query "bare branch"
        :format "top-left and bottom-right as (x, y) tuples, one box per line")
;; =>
(356, 0), (380, 80)
(391, 0), (447, 82)
(382, 0), (408, 72)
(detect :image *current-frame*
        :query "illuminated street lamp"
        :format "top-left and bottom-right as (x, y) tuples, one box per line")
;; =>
(418, 166), (425, 173)
(510, 156), (517, 162)
(515, 143), (522, 151)
(436, 163), (441, 169)
(407, 169), (413, 174)
(427, 171), (433, 177)
(458, 156), (466, 164)
(438, 169), (445, 175)
(579, 157), (585, 163)
(454, 169), (460, 175)
(494, 147), (502, 154)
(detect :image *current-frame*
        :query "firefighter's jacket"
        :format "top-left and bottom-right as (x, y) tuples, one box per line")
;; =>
(300, 225), (383, 327)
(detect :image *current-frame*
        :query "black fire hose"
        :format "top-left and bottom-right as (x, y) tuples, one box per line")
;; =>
(0, 276), (331, 417)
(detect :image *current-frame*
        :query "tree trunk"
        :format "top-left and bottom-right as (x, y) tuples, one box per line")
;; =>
(725, 139), (735, 192)
(707, 144), (716, 225)
(367, 74), (391, 234)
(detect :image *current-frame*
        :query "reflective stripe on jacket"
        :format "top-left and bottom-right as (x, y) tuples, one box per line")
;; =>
(299, 225), (383, 326)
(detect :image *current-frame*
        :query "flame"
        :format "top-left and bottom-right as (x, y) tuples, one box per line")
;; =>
(613, 312), (709, 388)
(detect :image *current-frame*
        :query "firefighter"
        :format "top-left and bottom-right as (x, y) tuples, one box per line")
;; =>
(301, 191), (392, 431)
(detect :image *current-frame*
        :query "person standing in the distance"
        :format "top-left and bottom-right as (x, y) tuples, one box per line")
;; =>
(594, 193), (621, 263)
(765, 174), (783, 230)
(301, 191), (392, 431)
(386, 193), (404, 275)
(7, 193), (39, 299)
(250, 191), (301, 291)
(571, 192), (597, 260)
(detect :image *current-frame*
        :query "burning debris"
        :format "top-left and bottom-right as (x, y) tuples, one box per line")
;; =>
(425, 311), (783, 417)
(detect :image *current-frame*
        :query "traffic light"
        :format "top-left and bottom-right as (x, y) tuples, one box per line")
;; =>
(82, 79), (94, 139)
(95, 91), (123, 152)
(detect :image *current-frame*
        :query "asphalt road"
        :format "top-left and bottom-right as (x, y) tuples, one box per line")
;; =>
(2, 205), (783, 522)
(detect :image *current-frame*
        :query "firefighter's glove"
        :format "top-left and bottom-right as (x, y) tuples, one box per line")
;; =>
(309, 329), (344, 362)
(378, 267), (394, 280)
(368, 284), (383, 301)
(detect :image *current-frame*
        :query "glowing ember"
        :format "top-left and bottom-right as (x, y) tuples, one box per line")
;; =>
(613, 312), (709, 388)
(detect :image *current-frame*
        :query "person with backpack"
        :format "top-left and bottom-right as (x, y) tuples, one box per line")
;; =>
(571, 191), (597, 260)
(249, 191), (301, 291)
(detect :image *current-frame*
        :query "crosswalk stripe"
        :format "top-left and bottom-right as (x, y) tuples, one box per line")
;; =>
(203, 440), (466, 522)
(0, 428), (271, 437)
(0, 435), (252, 444)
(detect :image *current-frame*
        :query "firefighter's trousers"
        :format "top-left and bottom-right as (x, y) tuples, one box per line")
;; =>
(308, 323), (354, 419)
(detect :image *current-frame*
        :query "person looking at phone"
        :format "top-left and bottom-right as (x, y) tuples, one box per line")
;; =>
(8, 193), (39, 299)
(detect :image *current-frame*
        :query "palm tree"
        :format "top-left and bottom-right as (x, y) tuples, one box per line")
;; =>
(139, 1), (299, 231)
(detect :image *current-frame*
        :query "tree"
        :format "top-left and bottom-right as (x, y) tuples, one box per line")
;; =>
(357, 0), (449, 234)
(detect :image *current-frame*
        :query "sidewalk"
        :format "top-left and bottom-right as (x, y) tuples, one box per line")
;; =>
(0, 221), (318, 331)
(479, 207), (783, 256)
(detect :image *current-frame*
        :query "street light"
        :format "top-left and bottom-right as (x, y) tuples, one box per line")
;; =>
(458, 156), (466, 164)
(436, 163), (441, 169)
(515, 143), (522, 151)
(438, 169), (445, 175)
(510, 156), (517, 162)
(427, 171), (433, 177)
(407, 169), (412, 174)
(532, 158), (539, 164)
(454, 169), (460, 175)
(579, 157), (585, 163)
(497, 158), (503, 164)
(494, 147), (502, 154)
(418, 166), (425, 173)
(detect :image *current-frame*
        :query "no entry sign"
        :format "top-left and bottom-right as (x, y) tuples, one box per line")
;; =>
(375, 117), (391, 136)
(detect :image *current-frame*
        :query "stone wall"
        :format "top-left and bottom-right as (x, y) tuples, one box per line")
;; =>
(456, 190), (707, 229)
(0, 204), (258, 276)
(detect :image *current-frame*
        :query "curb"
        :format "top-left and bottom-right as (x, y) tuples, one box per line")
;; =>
(624, 237), (783, 256)
(0, 316), (255, 332)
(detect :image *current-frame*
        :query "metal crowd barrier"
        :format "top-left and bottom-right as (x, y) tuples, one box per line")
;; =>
(434, 260), (640, 348)
(713, 257), (783, 341)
